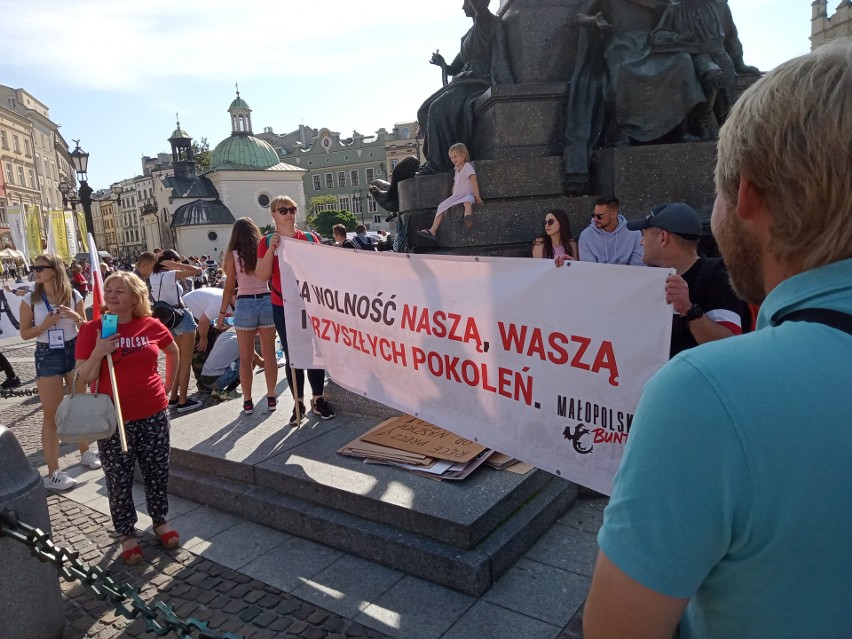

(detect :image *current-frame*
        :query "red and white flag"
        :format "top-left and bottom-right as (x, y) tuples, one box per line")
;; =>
(88, 233), (104, 321)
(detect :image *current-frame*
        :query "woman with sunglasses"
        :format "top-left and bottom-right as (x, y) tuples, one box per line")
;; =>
(19, 254), (100, 491)
(256, 196), (336, 426)
(150, 250), (203, 413)
(216, 217), (278, 415)
(532, 209), (577, 262)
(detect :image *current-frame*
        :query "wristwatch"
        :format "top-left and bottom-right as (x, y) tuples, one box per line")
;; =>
(684, 303), (704, 322)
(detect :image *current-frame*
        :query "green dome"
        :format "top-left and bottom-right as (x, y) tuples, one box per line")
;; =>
(229, 96), (250, 110)
(170, 127), (191, 140)
(210, 134), (279, 170)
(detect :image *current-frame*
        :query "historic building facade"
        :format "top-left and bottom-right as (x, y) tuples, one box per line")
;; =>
(811, 1), (852, 49)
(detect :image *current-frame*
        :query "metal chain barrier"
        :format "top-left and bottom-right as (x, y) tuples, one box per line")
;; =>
(0, 387), (39, 399)
(0, 508), (242, 639)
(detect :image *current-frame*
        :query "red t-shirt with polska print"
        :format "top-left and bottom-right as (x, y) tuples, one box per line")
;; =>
(75, 316), (174, 422)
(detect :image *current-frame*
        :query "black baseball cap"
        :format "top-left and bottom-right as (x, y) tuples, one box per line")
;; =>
(626, 202), (702, 237)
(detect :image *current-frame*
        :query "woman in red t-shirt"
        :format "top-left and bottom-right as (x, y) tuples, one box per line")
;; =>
(75, 271), (180, 565)
(256, 195), (336, 426)
(71, 263), (89, 301)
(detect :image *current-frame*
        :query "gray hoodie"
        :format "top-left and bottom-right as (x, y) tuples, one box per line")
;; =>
(578, 214), (644, 265)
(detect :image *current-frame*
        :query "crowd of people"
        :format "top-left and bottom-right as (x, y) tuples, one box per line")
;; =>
(2, 39), (849, 637)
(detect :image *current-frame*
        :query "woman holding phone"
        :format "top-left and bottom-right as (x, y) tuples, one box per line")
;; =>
(19, 253), (98, 491)
(75, 271), (180, 564)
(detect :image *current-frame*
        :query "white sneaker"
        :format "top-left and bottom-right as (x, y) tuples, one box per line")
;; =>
(44, 470), (77, 491)
(81, 450), (102, 469)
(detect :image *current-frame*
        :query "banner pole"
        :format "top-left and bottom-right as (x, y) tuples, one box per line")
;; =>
(290, 366), (301, 426)
(106, 356), (128, 452)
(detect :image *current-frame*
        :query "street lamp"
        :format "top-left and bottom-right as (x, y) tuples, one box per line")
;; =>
(58, 179), (72, 209)
(69, 140), (95, 239)
(353, 187), (365, 226)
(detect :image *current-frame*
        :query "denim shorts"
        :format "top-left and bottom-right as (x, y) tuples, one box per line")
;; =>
(234, 294), (274, 330)
(171, 308), (198, 337)
(35, 338), (77, 378)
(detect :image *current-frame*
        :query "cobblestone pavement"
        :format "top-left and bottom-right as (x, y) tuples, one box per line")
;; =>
(2, 336), (389, 639)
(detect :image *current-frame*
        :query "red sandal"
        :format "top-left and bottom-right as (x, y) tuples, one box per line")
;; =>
(121, 544), (143, 565)
(156, 527), (180, 549)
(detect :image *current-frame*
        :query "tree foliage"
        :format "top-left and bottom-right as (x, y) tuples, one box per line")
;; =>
(307, 209), (357, 238)
(308, 195), (337, 216)
(192, 137), (211, 173)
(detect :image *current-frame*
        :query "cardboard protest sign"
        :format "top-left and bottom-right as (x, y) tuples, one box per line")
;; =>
(281, 240), (672, 494)
(360, 415), (487, 463)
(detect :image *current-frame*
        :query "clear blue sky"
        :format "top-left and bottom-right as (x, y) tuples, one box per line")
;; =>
(1, 0), (812, 190)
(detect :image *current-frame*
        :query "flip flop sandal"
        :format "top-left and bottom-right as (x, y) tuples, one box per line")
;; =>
(122, 544), (143, 565)
(464, 214), (474, 230)
(156, 529), (180, 549)
(417, 230), (437, 242)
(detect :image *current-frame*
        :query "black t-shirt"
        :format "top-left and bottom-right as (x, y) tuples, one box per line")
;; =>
(339, 239), (356, 249)
(670, 257), (745, 357)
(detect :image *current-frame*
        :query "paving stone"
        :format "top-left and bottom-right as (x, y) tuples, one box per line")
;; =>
(239, 605), (262, 622)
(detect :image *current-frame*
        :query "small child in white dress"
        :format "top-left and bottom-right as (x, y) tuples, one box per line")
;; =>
(418, 142), (483, 241)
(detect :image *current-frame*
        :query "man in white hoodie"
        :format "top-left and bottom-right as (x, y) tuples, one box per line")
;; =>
(578, 196), (644, 265)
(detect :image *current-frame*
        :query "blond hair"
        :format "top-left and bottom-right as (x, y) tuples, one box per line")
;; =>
(32, 254), (73, 307)
(448, 142), (470, 163)
(104, 271), (152, 318)
(715, 40), (852, 270)
(270, 195), (296, 213)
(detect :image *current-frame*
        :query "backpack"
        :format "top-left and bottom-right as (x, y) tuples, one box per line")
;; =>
(351, 234), (377, 251)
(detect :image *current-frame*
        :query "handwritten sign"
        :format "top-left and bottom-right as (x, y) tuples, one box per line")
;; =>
(361, 415), (487, 463)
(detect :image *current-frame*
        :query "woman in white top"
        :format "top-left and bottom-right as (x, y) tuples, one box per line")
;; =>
(150, 249), (202, 412)
(19, 254), (99, 491)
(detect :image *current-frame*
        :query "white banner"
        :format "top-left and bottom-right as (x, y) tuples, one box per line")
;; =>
(0, 287), (26, 341)
(6, 205), (28, 263)
(64, 210), (79, 258)
(280, 240), (673, 495)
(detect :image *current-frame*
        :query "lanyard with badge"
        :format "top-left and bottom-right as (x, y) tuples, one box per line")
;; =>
(42, 292), (65, 349)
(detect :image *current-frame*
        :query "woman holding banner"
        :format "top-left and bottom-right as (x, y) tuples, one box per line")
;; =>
(19, 254), (99, 491)
(75, 271), (180, 565)
(255, 195), (335, 426)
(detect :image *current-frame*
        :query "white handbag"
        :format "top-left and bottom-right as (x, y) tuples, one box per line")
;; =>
(56, 370), (117, 443)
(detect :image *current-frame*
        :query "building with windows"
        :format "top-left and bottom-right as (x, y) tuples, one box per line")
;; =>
(811, 1), (852, 48)
(160, 90), (305, 258)
(385, 121), (421, 179)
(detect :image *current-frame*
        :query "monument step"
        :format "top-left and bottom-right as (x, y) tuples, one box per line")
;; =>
(167, 462), (578, 596)
(165, 402), (578, 595)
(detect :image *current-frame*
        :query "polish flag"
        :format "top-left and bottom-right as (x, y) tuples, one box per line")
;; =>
(88, 233), (104, 322)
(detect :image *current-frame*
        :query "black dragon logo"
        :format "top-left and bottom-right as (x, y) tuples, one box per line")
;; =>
(563, 423), (594, 455)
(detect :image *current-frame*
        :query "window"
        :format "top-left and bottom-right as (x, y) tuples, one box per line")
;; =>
(350, 169), (359, 187)
(6, 97), (16, 109)
(28, 168), (35, 188)
(5, 164), (13, 185)
(24, 139), (31, 156)
(313, 174), (321, 191)
(337, 171), (346, 188)
(0, 131), (7, 149)
(373, 214), (382, 224)
(13, 135), (20, 153)
(368, 195), (377, 213)
(390, 159), (399, 170)
(338, 196), (350, 211)
(257, 193), (270, 208)
(17, 165), (25, 187)
(353, 196), (362, 214)
(365, 168), (375, 184)
(401, 127), (411, 139)
(208, 231), (218, 241)
(325, 173), (333, 189)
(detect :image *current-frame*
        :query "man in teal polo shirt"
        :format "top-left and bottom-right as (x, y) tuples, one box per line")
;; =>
(584, 41), (852, 638)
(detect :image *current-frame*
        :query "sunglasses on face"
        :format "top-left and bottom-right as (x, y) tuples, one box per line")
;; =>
(31, 265), (51, 273)
(275, 206), (297, 215)
(544, 219), (557, 226)
(591, 211), (611, 220)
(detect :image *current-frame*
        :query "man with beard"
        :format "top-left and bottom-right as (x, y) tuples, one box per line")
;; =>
(584, 42), (852, 638)
(627, 202), (745, 357)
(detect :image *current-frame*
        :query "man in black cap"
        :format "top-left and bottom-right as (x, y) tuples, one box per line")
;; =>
(627, 202), (746, 357)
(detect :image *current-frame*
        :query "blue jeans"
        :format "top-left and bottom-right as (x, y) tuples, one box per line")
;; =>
(234, 294), (274, 330)
(34, 339), (77, 377)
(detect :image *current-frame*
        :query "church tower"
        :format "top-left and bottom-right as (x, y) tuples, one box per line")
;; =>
(229, 84), (253, 135)
(169, 114), (196, 181)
